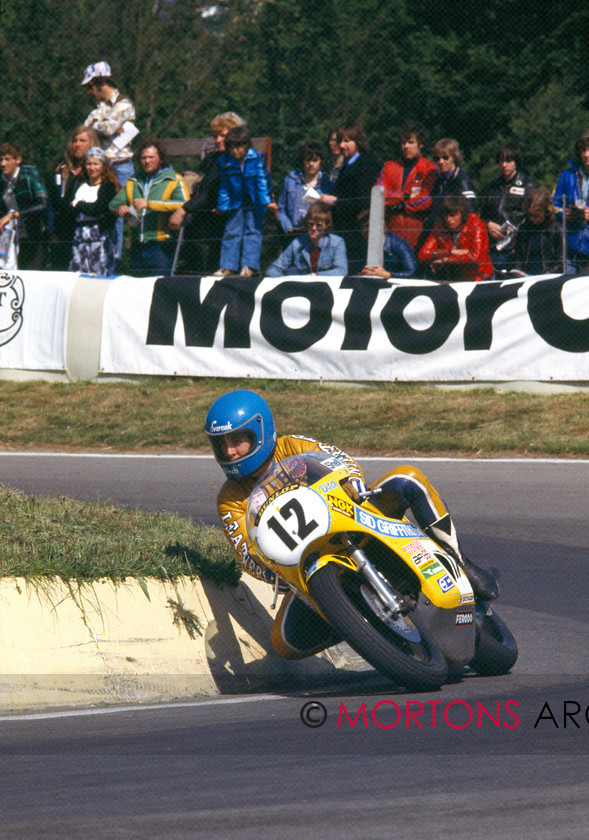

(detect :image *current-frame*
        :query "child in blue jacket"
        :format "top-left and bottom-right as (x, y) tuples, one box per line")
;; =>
(215, 126), (272, 276)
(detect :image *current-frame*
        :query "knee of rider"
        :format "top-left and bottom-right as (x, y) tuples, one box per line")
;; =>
(391, 464), (429, 484)
(371, 490), (406, 519)
(270, 618), (306, 660)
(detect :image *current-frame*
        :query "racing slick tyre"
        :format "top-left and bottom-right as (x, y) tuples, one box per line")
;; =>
(308, 563), (448, 691)
(469, 606), (518, 676)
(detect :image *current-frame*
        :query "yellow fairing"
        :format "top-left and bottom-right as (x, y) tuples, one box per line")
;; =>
(314, 483), (474, 611)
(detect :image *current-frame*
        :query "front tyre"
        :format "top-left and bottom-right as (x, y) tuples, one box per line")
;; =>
(469, 606), (518, 676)
(308, 563), (448, 691)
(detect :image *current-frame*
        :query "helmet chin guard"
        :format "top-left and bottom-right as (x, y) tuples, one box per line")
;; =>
(205, 390), (277, 479)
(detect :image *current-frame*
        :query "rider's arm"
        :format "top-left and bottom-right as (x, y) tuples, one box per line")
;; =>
(217, 487), (274, 583)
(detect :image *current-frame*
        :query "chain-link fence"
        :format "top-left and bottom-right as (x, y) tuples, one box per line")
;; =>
(1, 3), (588, 284)
(0, 137), (584, 280)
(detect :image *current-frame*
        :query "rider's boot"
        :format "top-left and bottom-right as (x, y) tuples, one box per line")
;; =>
(423, 514), (499, 601)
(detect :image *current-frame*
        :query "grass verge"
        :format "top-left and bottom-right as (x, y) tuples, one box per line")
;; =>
(0, 488), (240, 586)
(0, 378), (588, 457)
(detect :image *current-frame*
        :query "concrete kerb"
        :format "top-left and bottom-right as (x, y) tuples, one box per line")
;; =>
(0, 575), (351, 711)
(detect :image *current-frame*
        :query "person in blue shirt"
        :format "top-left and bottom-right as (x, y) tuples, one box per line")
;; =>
(358, 208), (417, 279)
(266, 204), (348, 276)
(553, 130), (589, 275)
(277, 141), (332, 236)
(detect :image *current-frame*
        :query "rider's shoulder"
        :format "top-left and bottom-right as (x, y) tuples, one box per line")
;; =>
(217, 478), (250, 507)
(277, 434), (322, 456)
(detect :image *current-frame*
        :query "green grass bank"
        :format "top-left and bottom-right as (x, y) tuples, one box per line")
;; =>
(2, 378), (589, 458)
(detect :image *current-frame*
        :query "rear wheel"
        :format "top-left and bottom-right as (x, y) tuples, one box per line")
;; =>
(308, 563), (448, 691)
(469, 607), (518, 676)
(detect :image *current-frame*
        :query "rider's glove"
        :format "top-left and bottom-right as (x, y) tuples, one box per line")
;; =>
(342, 477), (367, 502)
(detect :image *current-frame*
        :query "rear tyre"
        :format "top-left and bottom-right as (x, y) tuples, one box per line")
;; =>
(308, 563), (448, 691)
(469, 607), (518, 676)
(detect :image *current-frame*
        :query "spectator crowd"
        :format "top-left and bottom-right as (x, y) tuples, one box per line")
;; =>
(2, 60), (589, 281)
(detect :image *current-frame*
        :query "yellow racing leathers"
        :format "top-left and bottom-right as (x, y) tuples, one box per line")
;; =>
(216, 434), (364, 658)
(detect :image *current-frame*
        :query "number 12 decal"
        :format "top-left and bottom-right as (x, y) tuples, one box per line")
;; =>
(267, 498), (319, 549)
(255, 487), (330, 566)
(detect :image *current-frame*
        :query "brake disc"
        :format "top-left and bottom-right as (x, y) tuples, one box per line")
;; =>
(359, 583), (421, 643)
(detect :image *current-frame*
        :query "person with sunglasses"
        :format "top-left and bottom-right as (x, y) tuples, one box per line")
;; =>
(168, 112), (246, 274)
(420, 138), (477, 248)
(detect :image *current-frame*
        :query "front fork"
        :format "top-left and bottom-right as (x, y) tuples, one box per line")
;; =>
(343, 539), (405, 618)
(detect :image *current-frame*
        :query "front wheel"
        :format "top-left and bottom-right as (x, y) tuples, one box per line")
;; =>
(307, 563), (448, 691)
(469, 606), (518, 676)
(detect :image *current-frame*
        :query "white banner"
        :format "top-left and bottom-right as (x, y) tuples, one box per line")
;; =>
(0, 270), (75, 371)
(100, 273), (589, 381)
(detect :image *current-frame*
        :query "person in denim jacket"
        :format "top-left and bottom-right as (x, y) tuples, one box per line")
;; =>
(215, 126), (272, 276)
(266, 205), (347, 276)
(277, 141), (332, 236)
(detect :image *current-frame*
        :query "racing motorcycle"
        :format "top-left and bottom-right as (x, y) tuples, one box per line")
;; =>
(246, 451), (517, 691)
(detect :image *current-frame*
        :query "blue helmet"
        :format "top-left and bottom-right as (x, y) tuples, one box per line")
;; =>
(204, 390), (277, 479)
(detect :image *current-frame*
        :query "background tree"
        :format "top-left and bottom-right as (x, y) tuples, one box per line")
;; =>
(1, 0), (588, 196)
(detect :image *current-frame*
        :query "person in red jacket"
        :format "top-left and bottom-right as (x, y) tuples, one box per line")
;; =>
(377, 121), (437, 251)
(418, 195), (494, 282)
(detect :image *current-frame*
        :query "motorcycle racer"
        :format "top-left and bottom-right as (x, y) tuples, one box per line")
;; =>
(205, 389), (498, 660)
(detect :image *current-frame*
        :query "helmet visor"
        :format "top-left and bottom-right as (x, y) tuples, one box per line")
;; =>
(209, 428), (258, 467)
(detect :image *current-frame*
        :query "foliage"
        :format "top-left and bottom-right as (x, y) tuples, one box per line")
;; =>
(1, 0), (588, 197)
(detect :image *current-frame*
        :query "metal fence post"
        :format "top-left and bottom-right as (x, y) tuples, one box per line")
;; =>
(171, 223), (185, 276)
(367, 185), (385, 268)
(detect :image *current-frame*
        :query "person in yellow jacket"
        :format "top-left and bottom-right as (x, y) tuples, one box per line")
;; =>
(110, 138), (187, 275)
(205, 389), (498, 660)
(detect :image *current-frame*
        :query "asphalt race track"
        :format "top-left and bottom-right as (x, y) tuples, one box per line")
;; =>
(0, 453), (587, 839)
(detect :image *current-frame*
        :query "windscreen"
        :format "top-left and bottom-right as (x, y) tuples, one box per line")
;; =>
(245, 451), (347, 532)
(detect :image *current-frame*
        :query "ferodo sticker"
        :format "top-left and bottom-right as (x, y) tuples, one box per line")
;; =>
(326, 494), (354, 518)
(455, 611), (474, 626)
(288, 456), (308, 479)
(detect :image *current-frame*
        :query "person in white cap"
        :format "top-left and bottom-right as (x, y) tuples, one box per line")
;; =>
(81, 61), (138, 268)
